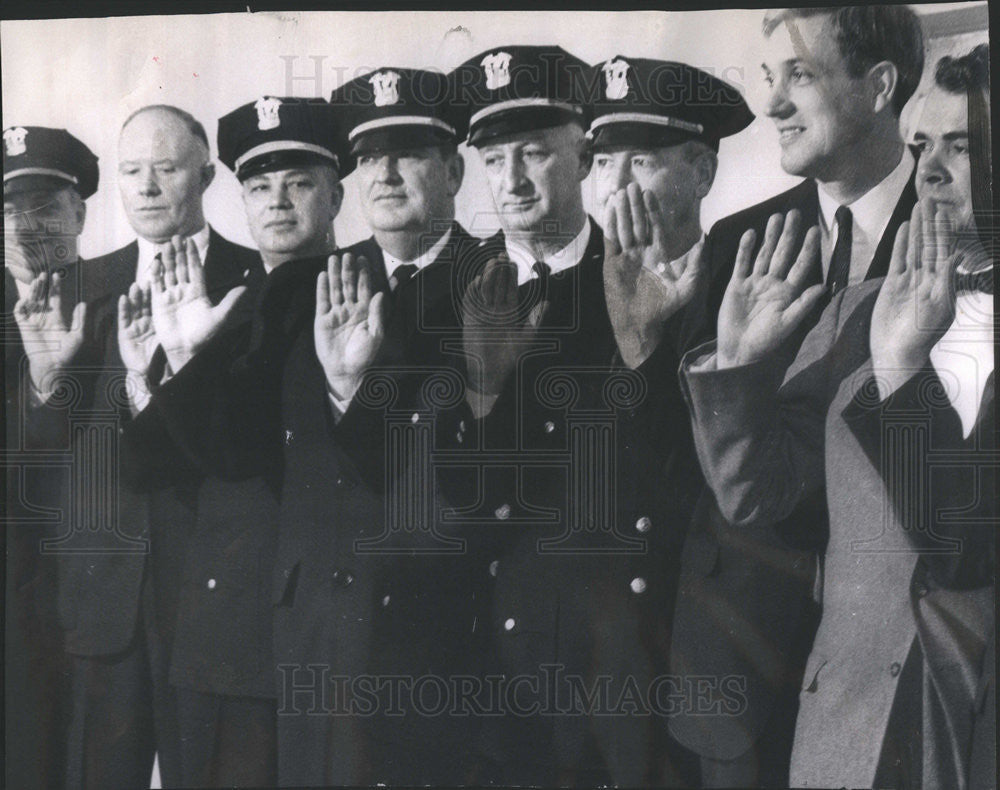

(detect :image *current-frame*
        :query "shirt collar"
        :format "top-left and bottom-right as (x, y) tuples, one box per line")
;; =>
(135, 224), (211, 288)
(382, 226), (453, 280)
(816, 147), (914, 242)
(504, 219), (592, 286)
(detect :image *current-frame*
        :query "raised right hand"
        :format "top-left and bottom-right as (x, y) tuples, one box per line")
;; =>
(717, 211), (825, 369)
(13, 271), (86, 400)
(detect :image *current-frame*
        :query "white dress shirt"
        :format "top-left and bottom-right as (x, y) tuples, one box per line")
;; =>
(504, 219), (592, 285)
(817, 148), (914, 286)
(382, 226), (452, 285)
(135, 223), (212, 289)
(929, 289), (994, 438)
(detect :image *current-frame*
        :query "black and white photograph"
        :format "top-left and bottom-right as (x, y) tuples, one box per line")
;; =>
(2, 3), (995, 788)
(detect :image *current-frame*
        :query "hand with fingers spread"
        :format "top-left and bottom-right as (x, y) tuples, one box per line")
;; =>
(461, 255), (548, 402)
(149, 235), (247, 372)
(314, 252), (387, 402)
(13, 271), (87, 399)
(717, 210), (825, 369)
(603, 183), (706, 368)
(870, 200), (968, 397)
(117, 283), (158, 378)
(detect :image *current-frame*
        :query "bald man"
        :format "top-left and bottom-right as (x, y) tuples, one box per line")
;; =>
(58, 104), (261, 790)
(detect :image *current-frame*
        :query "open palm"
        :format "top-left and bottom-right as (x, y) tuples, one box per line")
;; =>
(14, 271), (86, 399)
(717, 211), (825, 368)
(117, 283), (158, 376)
(314, 252), (386, 401)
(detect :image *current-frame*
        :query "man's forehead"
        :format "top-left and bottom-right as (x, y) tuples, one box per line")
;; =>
(119, 111), (201, 154)
(762, 14), (835, 68)
(914, 89), (969, 137)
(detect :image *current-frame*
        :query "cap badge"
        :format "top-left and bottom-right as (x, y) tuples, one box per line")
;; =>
(603, 59), (630, 101)
(370, 70), (401, 107)
(482, 51), (512, 90)
(254, 97), (282, 131)
(4, 127), (28, 157)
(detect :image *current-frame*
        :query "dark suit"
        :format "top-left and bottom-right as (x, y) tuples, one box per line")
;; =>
(58, 229), (260, 790)
(385, 219), (701, 786)
(669, 171), (917, 784)
(4, 256), (121, 790)
(126, 223), (498, 786)
(680, 279), (993, 787)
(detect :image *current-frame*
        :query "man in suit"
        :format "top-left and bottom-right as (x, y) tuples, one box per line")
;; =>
(668, 7), (926, 784)
(4, 126), (100, 790)
(680, 44), (993, 788)
(123, 71), (489, 786)
(56, 104), (259, 790)
(118, 96), (343, 786)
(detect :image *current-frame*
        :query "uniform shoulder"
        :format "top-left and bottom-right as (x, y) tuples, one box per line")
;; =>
(708, 180), (816, 240)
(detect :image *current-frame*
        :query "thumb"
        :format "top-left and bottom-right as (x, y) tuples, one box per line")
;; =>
(70, 301), (87, 335)
(213, 285), (247, 319)
(368, 291), (387, 339)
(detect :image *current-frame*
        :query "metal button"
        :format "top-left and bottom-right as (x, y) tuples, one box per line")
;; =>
(630, 577), (647, 595)
(206, 578), (217, 590)
(635, 516), (652, 533)
(890, 662), (902, 677)
(284, 429), (294, 445)
(544, 421), (555, 433)
(504, 618), (516, 631)
(495, 504), (511, 520)
(459, 420), (466, 433)
(411, 412), (420, 424)
(332, 569), (354, 588)
(489, 560), (499, 577)
(382, 595), (391, 607)
(456, 431), (464, 443)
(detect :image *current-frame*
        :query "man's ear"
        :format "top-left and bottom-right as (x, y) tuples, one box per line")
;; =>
(868, 61), (899, 114)
(693, 149), (719, 200)
(75, 195), (87, 235)
(200, 162), (216, 193)
(446, 151), (465, 197)
(578, 140), (594, 182)
(330, 179), (345, 220)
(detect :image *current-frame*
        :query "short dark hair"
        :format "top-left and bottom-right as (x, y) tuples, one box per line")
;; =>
(934, 44), (992, 250)
(121, 104), (210, 150)
(763, 6), (924, 116)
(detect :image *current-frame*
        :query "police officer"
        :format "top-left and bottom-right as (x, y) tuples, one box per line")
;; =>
(118, 96), (344, 786)
(3, 126), (100, 790)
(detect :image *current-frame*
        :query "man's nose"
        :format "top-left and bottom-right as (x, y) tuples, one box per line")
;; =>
(269, 183), (293, 208)
(138, 168), (161, 196)
(916, 147), (949, 188)
(502, 155), (528, 192)
(764, 80), (794, 120)
(375, 155), (402, 183)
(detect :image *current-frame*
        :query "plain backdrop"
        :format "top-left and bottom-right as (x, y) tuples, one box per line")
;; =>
(1, 6), (988, 257)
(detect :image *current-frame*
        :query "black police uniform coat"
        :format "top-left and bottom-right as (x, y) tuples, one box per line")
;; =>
(418, 219), (703, 786)
(4, 254), (124, 790)
(127, 223), (495, 786)
(57, 229), (260, 659)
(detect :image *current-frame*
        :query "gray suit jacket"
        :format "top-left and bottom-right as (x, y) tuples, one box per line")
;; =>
(680, 280), (993, 788)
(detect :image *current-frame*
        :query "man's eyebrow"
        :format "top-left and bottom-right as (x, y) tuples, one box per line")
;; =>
(912, 131), (969, 141)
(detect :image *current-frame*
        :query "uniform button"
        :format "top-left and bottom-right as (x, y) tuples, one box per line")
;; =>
(890, 661), (902, 677)
(456, 431), (464, 443)
(544, 421), (555, 433)
(913, 582), (929, 598)
(382, 595), (391, 607)
(459, 420), (466, 433)
(332, 569), (354, 588)
(336, 477), (344, 487)
(635, 516), (652, 533)
(411, 412), (420, 424)
(495, 504), (511, 520)
(630, 577), (647, 595)
(504, 618), (516, 631)
(284, 429), (294, 445)
(206, 578), (217, 590)
(489, 560), (499, 577)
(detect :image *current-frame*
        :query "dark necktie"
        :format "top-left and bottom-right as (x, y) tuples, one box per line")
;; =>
(826, 205), (853, 296)
(955, 268), (994, 295)
(389, 263), (417, 292)
(532, 260), (550, 291)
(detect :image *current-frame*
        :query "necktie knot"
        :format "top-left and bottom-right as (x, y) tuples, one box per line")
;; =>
(390, 263), (418, 291)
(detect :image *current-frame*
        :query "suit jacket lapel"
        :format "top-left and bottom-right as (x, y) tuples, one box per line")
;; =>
(864, 170), (917, 282)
